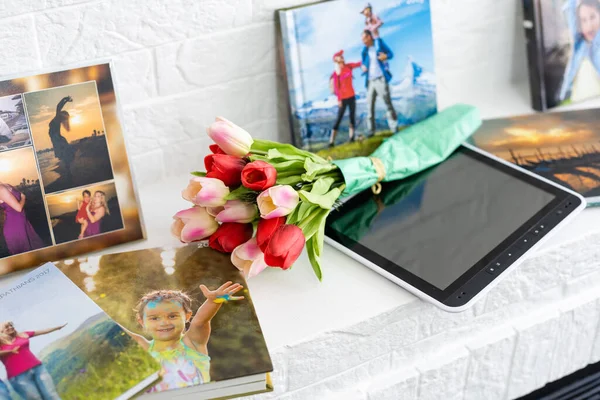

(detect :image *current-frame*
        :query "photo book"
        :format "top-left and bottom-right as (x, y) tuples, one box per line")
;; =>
(0, 263), (160, 400)
(278, 0), (437, 160)
(469, 107), (600, 206)
(522, 0), (600, 110)
(55, 244), (274, 399)
(0, 63), (145, 277)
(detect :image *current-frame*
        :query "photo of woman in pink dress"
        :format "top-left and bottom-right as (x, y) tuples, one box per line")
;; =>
(0, 183), (45, 257)
(84, 190), (109, 238)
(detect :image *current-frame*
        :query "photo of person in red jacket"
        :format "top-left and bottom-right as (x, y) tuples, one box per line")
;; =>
(329, 50), (362, 147)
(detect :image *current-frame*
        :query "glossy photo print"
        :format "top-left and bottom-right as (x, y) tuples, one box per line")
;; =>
(0, 264), (159, 400)
(0, 147), (52, 258)
(526, 0), (600, 109)
(279, 0), (437, 160)
(0, 94), (32, 152)
(46, 182), (123, 245)
(24, 81), (114, 194)
(0, 63), (144, 276)
(56, 245), (273, 396)
(470, 107), (600, 204)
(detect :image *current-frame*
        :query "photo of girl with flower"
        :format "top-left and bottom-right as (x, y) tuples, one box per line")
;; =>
(121, 282), (244, 393)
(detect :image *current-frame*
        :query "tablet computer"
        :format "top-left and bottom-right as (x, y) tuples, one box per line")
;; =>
(325, 144), (586, 312)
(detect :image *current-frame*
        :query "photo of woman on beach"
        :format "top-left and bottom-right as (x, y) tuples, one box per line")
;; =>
(0, 147), (52, 259)
(0, 322), (66, 400)
(23, 81), (114, 194)
(559, 0), (600, 102)
(46, 182), (123, 245)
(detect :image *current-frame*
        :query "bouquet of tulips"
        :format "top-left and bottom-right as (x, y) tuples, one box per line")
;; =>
(172, 104), (481, 280)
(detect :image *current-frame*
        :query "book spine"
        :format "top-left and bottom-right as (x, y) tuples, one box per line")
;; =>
(278, 10), (308, 148)
(522, 0), (547, 111)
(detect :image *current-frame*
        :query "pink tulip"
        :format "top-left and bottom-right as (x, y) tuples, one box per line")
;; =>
(171, 206), (219, 243)
(257, 185), (299, 219)
(181, 177), (229, 207)
(206, 206), (224, 217)
(231, 238), (268, 278)
(215, 200), (258, 223)
(207, 117), (253, 157)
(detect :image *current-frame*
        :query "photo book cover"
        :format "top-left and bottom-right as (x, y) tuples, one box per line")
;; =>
(469, 107), (600, 205)
(55, 244), (273, 397)
(279, 0), (437, 160)
(524, 0), (600, 109)
(0, 263), (159, 400)
(0, 63), (144, 276)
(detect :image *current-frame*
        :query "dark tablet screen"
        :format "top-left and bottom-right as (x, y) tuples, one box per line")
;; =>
(325, 146), (562, 293)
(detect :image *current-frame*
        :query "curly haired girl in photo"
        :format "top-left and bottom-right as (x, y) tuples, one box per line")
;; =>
(122, 281), (244, 393)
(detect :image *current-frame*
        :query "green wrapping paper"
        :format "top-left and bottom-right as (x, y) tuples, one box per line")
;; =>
(333, 104), (481, 197)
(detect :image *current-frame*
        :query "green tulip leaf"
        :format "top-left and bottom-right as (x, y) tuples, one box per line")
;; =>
(225, 185), (256, 201)
(276, 176), (304, 186)
(298, 208), (328, 240)
(311, 177), (335, 195)
(191, 171), (207, 177)
(299, 187), (342, 210)
(302, 158), (337, 181)
(306, 237), (323, 281)
(297, 201), (317, 222)
(314, 216), (327, 257)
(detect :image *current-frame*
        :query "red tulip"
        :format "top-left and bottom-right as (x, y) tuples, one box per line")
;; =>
(241, 160), (277, 191)
(209, 222), (253, 253)
(256, 216), (286, 252)
(204, 154), (246, 187)
(264, 224), (305, 269)
(209, 144), (226, 154)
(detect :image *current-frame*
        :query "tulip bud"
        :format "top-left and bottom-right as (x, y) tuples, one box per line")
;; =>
(204, 154), (246, 187)
(171, 206), (219, 243)
(207, 117), (253, 157)
(264, 224), (305, 269)
(256, 216), (286, 252)
(231, 238), (268, 278)
(215, 200), (258, 223)
(208, 222), (253, 253)
(241, 160), (277, 191)
(257, 185), (299, 219)
(182, 177), (229, 207)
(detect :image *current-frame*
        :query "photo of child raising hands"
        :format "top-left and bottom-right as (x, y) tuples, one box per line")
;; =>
(123, 281), (245, 393)
(75, 189), (91, 239)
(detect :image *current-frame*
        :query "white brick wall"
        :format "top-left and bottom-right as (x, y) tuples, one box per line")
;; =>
(0, 0), (530, 190)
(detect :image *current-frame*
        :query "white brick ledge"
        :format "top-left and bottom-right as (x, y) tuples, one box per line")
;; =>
(244, 231), (600, 399)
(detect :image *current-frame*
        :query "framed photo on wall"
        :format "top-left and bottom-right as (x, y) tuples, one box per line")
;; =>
(0, 62), (145, 276)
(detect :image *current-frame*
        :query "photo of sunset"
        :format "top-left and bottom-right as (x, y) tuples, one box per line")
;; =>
(0, 63), (144, 276)
(46, 181), (123, 244)
(24, 81), (113, 193)
(470, 108), (600, 201)
(0, 147), (52, 258)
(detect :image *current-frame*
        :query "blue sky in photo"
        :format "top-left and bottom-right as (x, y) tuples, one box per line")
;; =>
(0, 264), (103, 380)
(285, 0), (434, 106)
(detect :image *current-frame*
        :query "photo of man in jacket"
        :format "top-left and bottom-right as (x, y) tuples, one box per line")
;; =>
(361, 30), (398, 136)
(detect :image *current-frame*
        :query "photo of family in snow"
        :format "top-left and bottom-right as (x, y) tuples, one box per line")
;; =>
(0, 95), (32, 153)
(0, 147), (52, 260)
(537, 0), (600, 108)
(280, 0), (437, 159)
(0, 265), (159, 400)
(46, 182), (123, 245)
(23, 82), (114, 194)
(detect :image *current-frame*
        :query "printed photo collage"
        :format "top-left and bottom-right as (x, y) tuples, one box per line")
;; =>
(0, 81), (125, 260)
